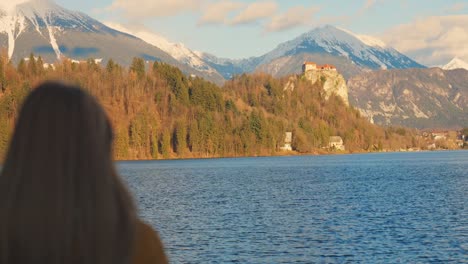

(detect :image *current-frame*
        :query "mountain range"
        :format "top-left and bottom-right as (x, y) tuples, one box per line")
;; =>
(348, 67), (468, 129)
(1, 0), (425, 82)
(1, 0), (467, 129)
(0, 0), (226, 83)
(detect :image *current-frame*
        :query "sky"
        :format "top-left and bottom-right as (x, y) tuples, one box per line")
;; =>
(23, 0), (468, 65)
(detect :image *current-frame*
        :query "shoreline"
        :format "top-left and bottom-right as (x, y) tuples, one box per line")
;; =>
(114, 148), (467, 162)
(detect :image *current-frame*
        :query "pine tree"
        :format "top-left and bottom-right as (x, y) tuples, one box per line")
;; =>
(0, 58), (5, 92)
(161, 129), (171, 159)
(27, 53), (37, 76)
(106, 59), (115, 74)
(175, 119), (187, 156)
(36, 56), (45, 76)
(18, 59), (27, 76)
(150, 130), (158, 159)
(130, 57), (145, 80)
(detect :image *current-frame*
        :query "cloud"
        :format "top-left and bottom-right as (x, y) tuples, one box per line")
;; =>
(265, 6), (319, 32)
(108, 0), (204, 18)
(230, 1), (278, 25)
(356, 0), (385, 16)
(446, 2), (466, 13)
(0, 0), (29, 12)
(382, 15), (468, 66)
(363, 0), (376, 10)
(198, 0), (245, 25)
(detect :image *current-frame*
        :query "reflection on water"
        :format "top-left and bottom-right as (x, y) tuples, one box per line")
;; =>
(118, 151), (468, 263)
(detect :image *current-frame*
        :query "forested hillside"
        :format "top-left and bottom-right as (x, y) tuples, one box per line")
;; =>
(0, 53), (420, 160)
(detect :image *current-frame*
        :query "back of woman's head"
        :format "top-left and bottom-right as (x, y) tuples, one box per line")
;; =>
(0, 81), (136, 264)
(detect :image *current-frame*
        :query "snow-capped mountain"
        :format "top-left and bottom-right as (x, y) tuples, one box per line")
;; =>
(442, 57), (468, 71)
(0, 0), (225, 83)
(0, 0), (125, 60)
(258, 25), (424, 70)
(103, 22), (218, 76)
(0, 1), (425, 83)
(197, 52), (262, 79)
(198, 25), (425, 80)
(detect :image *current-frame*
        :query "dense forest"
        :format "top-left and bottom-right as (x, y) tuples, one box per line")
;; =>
(0, 53), (421, 160)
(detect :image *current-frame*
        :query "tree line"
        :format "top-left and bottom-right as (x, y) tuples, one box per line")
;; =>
(0, 53), (420, 160)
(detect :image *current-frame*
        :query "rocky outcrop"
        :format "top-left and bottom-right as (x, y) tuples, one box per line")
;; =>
(255, 52), (366, 80)
(304, 69), (349, 106)
(347, 68), (468, 129)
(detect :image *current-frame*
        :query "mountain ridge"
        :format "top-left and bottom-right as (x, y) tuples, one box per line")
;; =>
(348, 67), (468, 129)
(194, 25), (426, 80)
(1, 1), (427, 84)
(0, 0), (226, 83)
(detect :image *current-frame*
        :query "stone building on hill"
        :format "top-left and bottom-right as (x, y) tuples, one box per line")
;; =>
(302, 62), (337, 73)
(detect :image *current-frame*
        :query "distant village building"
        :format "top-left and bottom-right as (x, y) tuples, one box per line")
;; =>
(302, 62), (337, 74)
(432, 131), (448, 141)
(329, 136), (345, 151)
(280, 132), (293, 151)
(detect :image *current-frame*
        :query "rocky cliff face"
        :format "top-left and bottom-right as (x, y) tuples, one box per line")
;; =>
(304, 69), (349, 106)
(347, 68), (468, 129)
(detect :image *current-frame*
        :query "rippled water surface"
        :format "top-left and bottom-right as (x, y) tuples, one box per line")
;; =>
(118, 151), (468, 263)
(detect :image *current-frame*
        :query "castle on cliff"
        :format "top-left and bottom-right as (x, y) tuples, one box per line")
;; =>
(302, 62), (337, 73)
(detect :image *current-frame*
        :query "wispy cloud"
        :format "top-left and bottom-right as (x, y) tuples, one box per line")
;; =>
(198, 0), (318, 32)
(315, 0), (385, 30)
(382, 15), (468, 66)
(198, 0), (245, 25)
(356, 0), (384, 16)
(363, 0), (376, 10)
(0, 0), (29, 12)
(445, 2), (466, 13)
(230, 1), (278, 25)
(108, 0), (204, 18)
(265, 6), (319, 32)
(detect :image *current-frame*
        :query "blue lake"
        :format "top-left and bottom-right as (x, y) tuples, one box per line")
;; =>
(118, 151), (468, 263)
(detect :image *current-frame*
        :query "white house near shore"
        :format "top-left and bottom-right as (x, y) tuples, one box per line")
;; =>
(280, 132), (293, 151)
(329, 136), (345, 151)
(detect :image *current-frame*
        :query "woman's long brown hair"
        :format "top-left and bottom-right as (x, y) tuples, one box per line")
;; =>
(0, 81), (136, 264)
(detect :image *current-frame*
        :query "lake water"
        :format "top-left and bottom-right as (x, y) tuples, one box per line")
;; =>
(118, 151), (468, 263)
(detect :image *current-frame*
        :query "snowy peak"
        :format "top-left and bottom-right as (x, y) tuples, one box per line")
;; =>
(271, 25), (424, 70)
(103, 22), (218, 75)
(337, 27), (387, 48)
(0, 0), (226, 83)
(442, 57), (468, 70)
(191, 25), (426, 80)
(0, 0), (112, 59)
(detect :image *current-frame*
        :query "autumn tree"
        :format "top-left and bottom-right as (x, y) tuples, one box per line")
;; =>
(161, 129), (171, 159)
(174, 119), (188, 156)
(130, 57), (145, 80)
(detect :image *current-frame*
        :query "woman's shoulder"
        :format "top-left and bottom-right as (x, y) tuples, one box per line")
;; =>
(133, 220), (169, 264)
